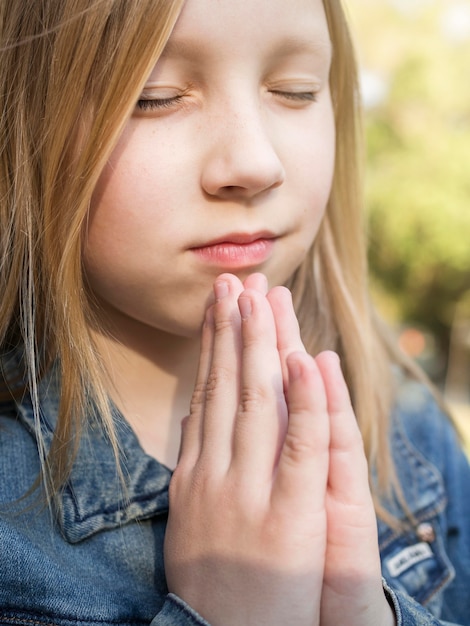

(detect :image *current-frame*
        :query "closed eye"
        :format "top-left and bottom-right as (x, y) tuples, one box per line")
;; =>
(136, 95), (184, 111)
(271, 91), (318, 103)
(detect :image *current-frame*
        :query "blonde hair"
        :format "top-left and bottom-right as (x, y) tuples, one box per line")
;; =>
(0, 0), (185, 496)
(1, 0), (421, 520)
(288, 0), (422, 521)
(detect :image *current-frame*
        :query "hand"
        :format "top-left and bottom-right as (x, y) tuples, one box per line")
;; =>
(265, 278), (395, 626)
(164, 273), (396, 626)
(165, 273), (328, 625)
(314, 352), (396, 626)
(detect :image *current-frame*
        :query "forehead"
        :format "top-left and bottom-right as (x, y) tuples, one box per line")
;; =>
(160, 0), (331, 63)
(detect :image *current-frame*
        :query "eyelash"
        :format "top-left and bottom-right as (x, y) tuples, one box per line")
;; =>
(136, 95), (184, 111)
(136, 90), (318, 112)
(271, 90), (318, 103)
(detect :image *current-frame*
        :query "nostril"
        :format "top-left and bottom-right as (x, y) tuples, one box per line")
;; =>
(200, 144), (285, 199)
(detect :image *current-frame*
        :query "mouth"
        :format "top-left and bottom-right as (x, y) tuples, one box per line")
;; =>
(190, 232), (276, 268)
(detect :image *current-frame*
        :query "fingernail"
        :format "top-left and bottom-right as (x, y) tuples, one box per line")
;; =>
(214, 280), (229, 301)
(238, 295), (252, 320)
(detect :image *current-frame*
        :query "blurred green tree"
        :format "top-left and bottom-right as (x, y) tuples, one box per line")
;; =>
(347, 0), (470, 381)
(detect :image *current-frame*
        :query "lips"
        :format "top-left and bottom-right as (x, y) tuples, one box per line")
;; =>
(190, 232), (275, 268)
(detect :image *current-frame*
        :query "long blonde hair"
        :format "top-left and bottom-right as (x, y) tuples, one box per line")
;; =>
(1, 0), (419, 519)
(0, 0), (185, 496)
(288, 0), (404, 519)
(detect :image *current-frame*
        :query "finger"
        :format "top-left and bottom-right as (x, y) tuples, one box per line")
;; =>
(315, 351), (379, 572)
(243, 272), (268, 293)
(198, 274), (244, 469)
(179, 305), (215, 468)
(230, 289), (287, 478)
(273, 351), (330, 515)
(266, 286), (306, 390)
(314, 351), (371, 505)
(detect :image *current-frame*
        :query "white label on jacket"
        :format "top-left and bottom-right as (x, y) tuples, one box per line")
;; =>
(386, 542), (433, 577)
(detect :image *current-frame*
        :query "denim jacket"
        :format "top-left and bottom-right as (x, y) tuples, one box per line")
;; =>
(0, 357), (469, 625)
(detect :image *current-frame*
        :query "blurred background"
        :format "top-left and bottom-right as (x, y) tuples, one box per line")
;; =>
(345, 0), (470, 445)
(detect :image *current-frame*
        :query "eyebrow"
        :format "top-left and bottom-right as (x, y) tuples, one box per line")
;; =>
(160, 34), (332, 63)
(269, 35), (332, 59)
(269, 35), (333, 64)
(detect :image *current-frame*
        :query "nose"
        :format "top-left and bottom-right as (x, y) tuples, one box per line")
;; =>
(200, 104), (285, 200)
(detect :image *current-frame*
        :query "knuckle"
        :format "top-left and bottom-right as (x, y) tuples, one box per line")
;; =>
(213, 314), (235, 334)
(170, 457), (213, 497)
(205, 365), (233, 397)
(240, 330), (264, 350)
(190, 364), (234, 413)
(189, 458), (222, 496)
(239, 385), (270, 415)
(189, 382), (206, 415)
(282, 430), (319, 463)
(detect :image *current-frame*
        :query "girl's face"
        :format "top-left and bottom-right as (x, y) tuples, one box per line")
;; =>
(84, 0), (335, 340)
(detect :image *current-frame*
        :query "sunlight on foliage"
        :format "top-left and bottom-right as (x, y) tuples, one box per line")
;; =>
(346, 0), (470, 385)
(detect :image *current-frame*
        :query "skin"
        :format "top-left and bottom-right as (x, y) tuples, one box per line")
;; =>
(166, 273), (395, 625)
(84, 0), (334, 341)
(83, 0), (396, 623)
(83, 0), (336, 465)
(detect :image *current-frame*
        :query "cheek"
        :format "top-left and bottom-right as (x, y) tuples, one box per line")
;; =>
(299, 137), (335, 232)
(86, 145), (178, 257)
(89, 120), (181, 224)
(83, 168), (147, 295)
(291, 117), (335, 261)
(288, 99), (336, 203)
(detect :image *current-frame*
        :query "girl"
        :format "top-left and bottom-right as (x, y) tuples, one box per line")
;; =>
(1, 0), (469, 625)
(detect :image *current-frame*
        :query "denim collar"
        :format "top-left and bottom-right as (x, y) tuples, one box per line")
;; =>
(6, 354), (447, 547)
(10, 357), (171, 544)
